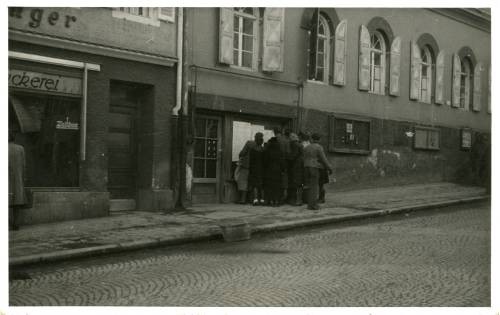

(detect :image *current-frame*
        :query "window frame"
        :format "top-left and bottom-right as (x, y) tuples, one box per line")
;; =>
(459, 57), (473, 111)
(368, 31), (386, 95)
(413, 126), (440, 151)
(308, 13), (331, 83)
(231, 8), (259, 71)
(420, 46), (433, 104)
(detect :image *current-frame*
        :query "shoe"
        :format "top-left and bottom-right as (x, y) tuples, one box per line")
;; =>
(259, 199), (265, 205)
(318, 199), (325, 204)
(253, 199), (259, 206)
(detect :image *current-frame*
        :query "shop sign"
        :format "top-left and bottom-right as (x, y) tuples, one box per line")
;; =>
(56, 117), (79, 130)
(9, 69), (82, 95)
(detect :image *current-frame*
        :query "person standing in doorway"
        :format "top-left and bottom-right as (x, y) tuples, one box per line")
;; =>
(288, 132), (304, 205)
(303, 133), (332, 210)
(247, 132), (265, 205)
(9, 131), (26, 230)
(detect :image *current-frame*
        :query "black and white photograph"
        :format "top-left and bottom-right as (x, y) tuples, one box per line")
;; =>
(3, 2), (495, 313)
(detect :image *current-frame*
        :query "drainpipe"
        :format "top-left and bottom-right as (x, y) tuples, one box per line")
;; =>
(178, 7), (189, 209)
(171, 8), (183, 209)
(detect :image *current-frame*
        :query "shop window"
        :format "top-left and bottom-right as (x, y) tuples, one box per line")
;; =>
(328, 115), (371, 154)
(9, 94), (80, 187)
(194, 118), (219, 179)
(414, 126), (440, 150)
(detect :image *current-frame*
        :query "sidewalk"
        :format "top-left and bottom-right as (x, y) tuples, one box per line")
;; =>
(9, 182), (488, 267)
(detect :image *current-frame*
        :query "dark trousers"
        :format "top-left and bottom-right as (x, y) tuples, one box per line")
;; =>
(305, 167), (320, 209)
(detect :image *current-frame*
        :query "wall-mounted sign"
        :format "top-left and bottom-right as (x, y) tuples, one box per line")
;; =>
(9, 69), (82, 95)
(461, 129), (472, 149)
(56, 117), (79, 130)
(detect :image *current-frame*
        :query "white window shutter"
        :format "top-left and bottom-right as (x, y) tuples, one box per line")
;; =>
(333, 19), (347, 86)
(410, 41), (421, 100)
(435, 50), (445, 105)
(389, 36), (401, 96)
(358, 25), (370, 91)
(219, 8), (234, 65)
(158, 7), (175, 22)
(473, 62), (483, 112)
(262, 8), (285, 72)
(452, 54), (461, 108)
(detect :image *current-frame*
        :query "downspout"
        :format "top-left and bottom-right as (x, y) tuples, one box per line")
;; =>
(173, 8), (183, 116)
(171, 8), (183, 210)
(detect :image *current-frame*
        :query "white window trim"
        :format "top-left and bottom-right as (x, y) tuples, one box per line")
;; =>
(158, 7), (175, 23)
(112, 8), (160, 27)
(368, 31), (386, 95)
(231, 8), (259, 71)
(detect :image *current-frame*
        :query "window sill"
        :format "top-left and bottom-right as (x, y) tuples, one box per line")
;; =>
(307, 79), (328, 85)
(368, 90), (385, 96)
(230, 65), (257, 73)
(112, 10), (160, 27)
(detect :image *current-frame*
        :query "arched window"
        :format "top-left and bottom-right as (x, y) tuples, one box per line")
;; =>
(369, 31), (386, 94)
(420, 46), (433, 103)
(309, 14), (331, 82)
(460, 57), (473, 110)
(233, 8), (258, 69)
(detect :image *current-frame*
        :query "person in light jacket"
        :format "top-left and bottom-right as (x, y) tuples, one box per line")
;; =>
(303, 133), (332, 210)
(9, 131), (26, 230)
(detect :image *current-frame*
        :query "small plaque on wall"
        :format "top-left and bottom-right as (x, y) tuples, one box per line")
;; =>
(461, 129), (472, 150)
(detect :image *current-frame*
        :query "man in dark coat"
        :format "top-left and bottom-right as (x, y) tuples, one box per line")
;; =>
(9, 131), (26, 230)
(263, 136), (285, 207)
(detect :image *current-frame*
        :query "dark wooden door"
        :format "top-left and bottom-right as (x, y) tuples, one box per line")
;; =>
(107, 85), (138, 200)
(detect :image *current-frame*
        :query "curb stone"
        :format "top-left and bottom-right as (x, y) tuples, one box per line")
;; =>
(9, 195), (489, 267)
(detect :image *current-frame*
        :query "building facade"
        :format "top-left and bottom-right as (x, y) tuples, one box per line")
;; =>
(8, 7), (179, 224)
(184, 8), (491, 204)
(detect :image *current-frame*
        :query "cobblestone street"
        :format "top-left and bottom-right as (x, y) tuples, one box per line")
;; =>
(9, 202), (490, 307)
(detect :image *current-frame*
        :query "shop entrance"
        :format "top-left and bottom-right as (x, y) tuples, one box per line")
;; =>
(107, 82), (140, 208)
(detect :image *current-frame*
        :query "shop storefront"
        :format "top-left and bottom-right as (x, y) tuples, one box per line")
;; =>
(190, 106), (293, 204)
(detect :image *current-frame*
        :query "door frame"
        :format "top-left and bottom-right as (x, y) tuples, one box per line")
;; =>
(191, 114), (223, 203)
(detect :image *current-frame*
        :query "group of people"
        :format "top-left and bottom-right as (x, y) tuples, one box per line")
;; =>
(235, 128), (332, 210)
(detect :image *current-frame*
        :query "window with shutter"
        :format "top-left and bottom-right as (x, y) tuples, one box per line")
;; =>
(358, 25), (370, 91)
(230, 8), (258, 70)
(333, 20), (347, 86)
(451, 53), (461, 108)
(218, 8), (234, 65)
(389, 36), (401, 96)
(158, 7), (175, 22)
(262, 8), (285, 72)
(410, 41), (421, 100)
(472, 61), (483, 112)
(435, 50), (445, 105)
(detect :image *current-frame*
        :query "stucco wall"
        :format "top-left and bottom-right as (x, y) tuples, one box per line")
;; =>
(9, 7), (177, 58)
